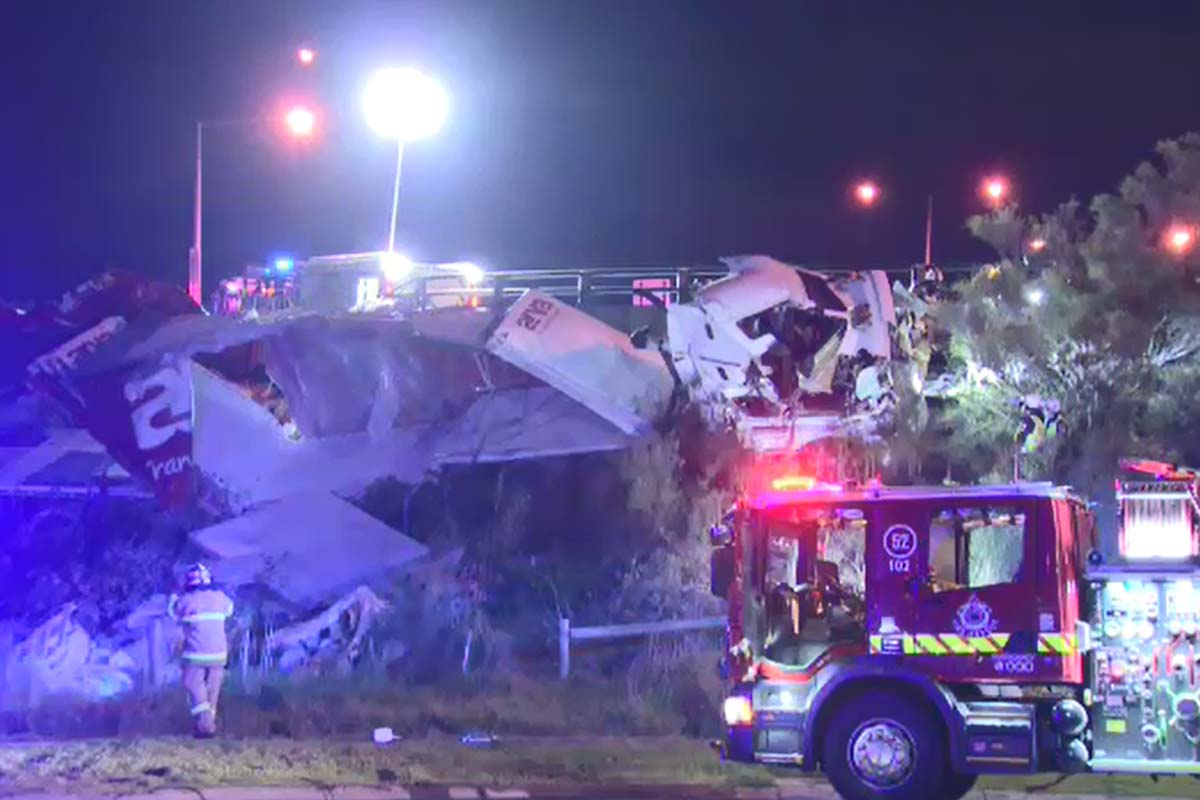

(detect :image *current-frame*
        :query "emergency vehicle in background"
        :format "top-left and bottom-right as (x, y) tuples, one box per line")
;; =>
(709, 459), (1200, 800)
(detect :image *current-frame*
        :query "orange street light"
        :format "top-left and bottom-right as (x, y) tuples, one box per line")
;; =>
(981, 175), (1009, 207)
(1165, 224), (1196, 256)
(285, 105), (317, 137)
(854, 181), (880, 207)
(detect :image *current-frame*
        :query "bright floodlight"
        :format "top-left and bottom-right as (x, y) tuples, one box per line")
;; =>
(1025, 286), (1045, 306)
(447, 261), (484, 284)
(273, 257), (294, 273)
(363, 67), (449, 142)
(285, 105), (316, 137)
(297, 47), (316, 66)
(380, 251), (414, 283)
(854, 181), (880, 206)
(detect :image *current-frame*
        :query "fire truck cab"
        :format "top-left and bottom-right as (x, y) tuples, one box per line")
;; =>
(710, 469), (1200, 800)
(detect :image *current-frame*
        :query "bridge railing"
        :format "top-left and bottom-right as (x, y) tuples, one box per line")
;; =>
(405, 262), (984, 311)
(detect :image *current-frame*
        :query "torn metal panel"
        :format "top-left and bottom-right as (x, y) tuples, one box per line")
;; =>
(190, 361), (429, 510)
(486, 291), (674, 435)
(268, 585), (390, 673)
(667, 256), (811, 405)
(189, 491), (429, 606)
(828, 269), (895, 358)
(258, 315), (538, 440)
(429, 386), (633, 465)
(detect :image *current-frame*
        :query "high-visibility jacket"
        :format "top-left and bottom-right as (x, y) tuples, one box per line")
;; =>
(168, 588), (234, 664)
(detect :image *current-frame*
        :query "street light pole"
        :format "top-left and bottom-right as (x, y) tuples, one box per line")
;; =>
(387, 139), (405, 253)
(190, 122), (204, 306)
(924, 194), (934, 266)
(363, 67), (448, 253)
(188, 109), (317, 307)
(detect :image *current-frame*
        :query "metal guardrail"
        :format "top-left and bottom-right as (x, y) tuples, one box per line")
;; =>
(557, 615), (725, 679)
(222, 259), (988, 316)
(413, 261), (985, 310)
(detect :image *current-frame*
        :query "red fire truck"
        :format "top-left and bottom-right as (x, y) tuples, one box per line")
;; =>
(710, 463), (1200, 799)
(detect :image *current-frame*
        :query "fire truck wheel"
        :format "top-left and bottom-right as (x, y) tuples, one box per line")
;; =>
(821, 690), (949, 800)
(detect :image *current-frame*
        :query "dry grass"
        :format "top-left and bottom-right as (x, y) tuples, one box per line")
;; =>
(2, 672), (703, 741)
(0, 736), (768, 795)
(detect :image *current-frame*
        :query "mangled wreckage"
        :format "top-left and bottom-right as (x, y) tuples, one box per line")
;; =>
(0, 255), (935, 703)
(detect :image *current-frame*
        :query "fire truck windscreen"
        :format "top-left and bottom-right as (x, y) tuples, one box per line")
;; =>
(754, 512), (866, 666)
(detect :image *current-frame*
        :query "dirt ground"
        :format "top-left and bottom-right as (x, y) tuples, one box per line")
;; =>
(0, 736), (1195, 797)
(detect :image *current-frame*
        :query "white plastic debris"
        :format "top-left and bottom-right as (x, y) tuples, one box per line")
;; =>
(373, 727), (399, 745)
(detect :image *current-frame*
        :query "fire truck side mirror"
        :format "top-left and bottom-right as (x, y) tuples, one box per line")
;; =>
(711, 545), (736, 597)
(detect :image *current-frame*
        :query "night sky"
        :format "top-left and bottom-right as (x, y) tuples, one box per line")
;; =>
(2, 0), (1199, 301)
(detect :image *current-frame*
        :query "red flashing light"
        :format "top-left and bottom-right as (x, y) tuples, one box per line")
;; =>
(772, 475), (817, 491)
(1028, 238), (1047, 253)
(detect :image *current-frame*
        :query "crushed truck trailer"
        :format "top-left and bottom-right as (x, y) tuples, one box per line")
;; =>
(4, 255), (920, 512)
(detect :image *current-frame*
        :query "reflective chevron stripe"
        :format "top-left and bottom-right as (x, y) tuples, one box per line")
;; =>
(915, 634), (948, 655)
(1038, 633), (1077, 655)
(939, 634), (974, 655)
(870, 631), (1075, 657)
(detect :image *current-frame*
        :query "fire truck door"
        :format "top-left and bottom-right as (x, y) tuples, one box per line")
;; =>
(866, 503), (924, 657)
(909, 500), (1041, 679)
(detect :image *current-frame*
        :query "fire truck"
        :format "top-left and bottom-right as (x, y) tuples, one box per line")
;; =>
(709, 461), (1200, 799)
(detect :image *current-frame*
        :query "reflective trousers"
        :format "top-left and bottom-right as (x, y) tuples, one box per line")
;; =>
(182, 663), (225, 735)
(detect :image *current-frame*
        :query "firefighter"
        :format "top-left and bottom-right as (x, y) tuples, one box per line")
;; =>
(168, 563), (234, 738)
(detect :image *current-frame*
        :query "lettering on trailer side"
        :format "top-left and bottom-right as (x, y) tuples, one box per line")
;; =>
(125, 363), (193, 451)
(516, 297), (557, 332)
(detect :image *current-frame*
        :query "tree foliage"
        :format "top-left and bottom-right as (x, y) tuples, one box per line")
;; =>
(928, 133), (1200, 504)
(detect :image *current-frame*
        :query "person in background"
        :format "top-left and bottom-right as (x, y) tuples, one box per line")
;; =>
(167, 563), (234, 738)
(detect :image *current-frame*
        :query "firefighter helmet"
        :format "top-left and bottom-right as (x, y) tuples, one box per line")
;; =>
(184, 563), (213, 589)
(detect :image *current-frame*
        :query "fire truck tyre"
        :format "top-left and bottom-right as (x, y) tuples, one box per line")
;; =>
(821, 690), (949, 800)
(942, 772), (979, 800)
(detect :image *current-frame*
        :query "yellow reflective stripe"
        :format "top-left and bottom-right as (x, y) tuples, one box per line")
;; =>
(1039, 633), (1076, 655)
(869, 635), (882, 653)
(916, 634), (948, 655)
(991, 633), (1010, 649)
(940, 634), (973, 655)
(903, 635), (918, 655)
(969, 637), (999, 655)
